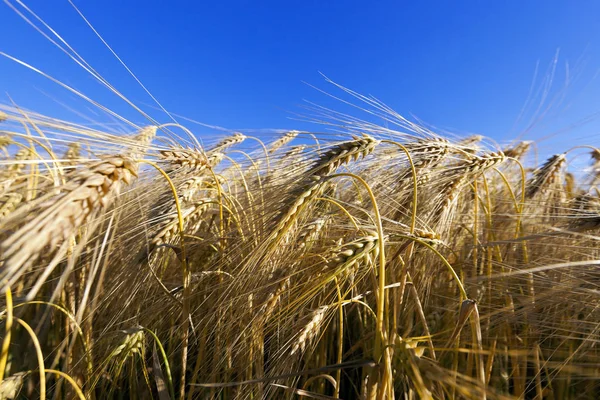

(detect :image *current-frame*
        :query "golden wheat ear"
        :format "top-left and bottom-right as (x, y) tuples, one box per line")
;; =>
(308, 135), (379, 176)
(290, 305), (330, 355)
(0, 156), (138, 299)
(503, 140), (532, 159)
(268, 130), (300, 153)
(210, 132), (246, 152)
(526, 153), (567, 198)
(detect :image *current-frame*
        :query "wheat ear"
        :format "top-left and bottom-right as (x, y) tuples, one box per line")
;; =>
(268, 131), (300, 153)
(0, 156), (137, 295)
(291, 305), (330, 355)
(526, 153), (566, 198)
(211, 132), (246, 152)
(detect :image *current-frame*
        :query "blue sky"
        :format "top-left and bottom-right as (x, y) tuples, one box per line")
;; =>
(1, 1), (600, 154)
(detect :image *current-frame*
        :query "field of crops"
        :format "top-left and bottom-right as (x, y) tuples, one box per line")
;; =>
(1, 87), (599, 399)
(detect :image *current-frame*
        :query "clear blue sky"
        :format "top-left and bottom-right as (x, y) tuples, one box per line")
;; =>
(1, 1), (600, 153)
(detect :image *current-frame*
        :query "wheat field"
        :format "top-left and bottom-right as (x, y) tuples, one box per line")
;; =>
(0, 92), (599, 399)
(1, 4), (600, 400)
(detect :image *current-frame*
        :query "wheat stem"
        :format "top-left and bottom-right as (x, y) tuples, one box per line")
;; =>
(144, 161), (189, 400)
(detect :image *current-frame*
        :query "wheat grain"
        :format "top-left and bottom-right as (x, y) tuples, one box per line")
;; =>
(159, 148), (223, 172)
(62, 142), (81, 166)
(503, 141), (532, 159)
(282, 145), (306, 159)
(309, 135), (379, 176)
(128, 126), (157, 160)
(259, 275), (290, 323)
(404, 138), (450, 167)
(291, 305), (329, 355)
(464, 151), (506, 173)
(457, 135), (484, 154)
(178, 176), (222, 202)
(0, 372), (25, 399)
(211, 132), (246, 152)
(327, 234), (379, 270)
(151, 198), (213, 249)
(112, 327), (146, 358)
(7, 148), (30, 174)
(0, 192), (22, 220)
(0, 135), (12, 155)
(297, 216), (330, 250)
(526, 153), (566, 198)
(268, 131), (300, 153)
